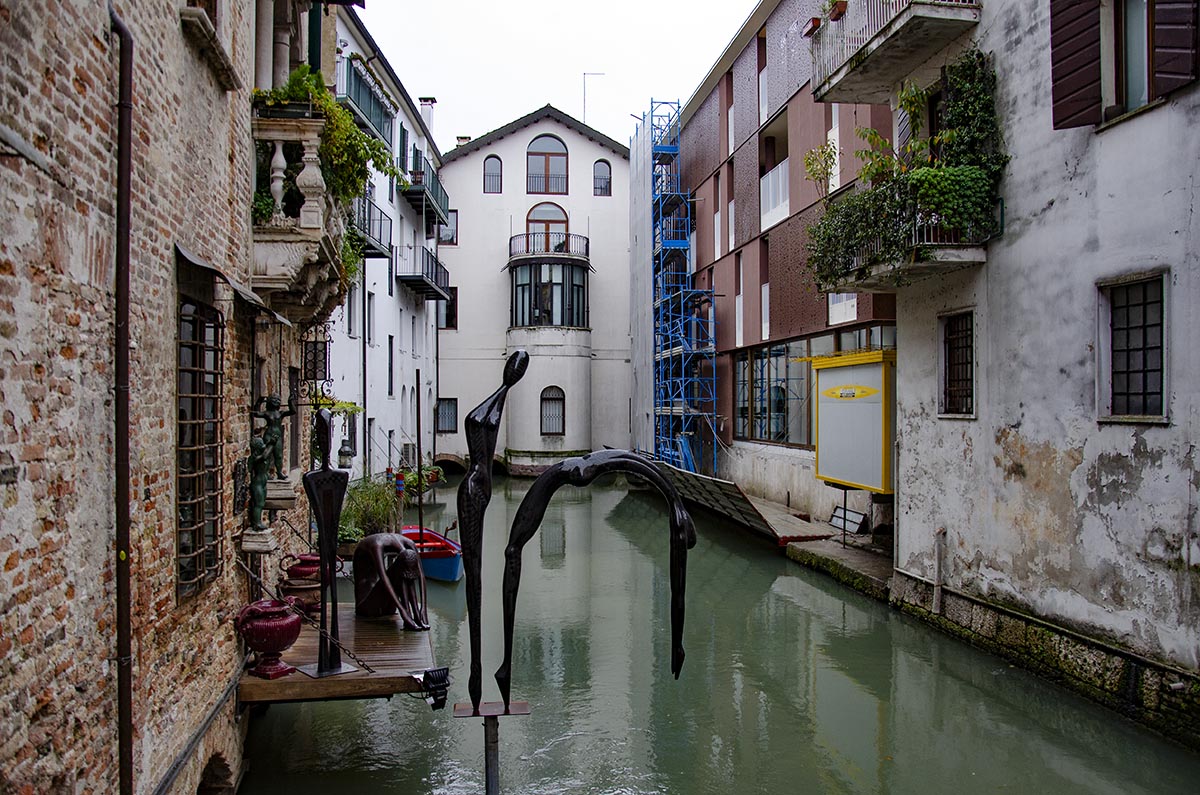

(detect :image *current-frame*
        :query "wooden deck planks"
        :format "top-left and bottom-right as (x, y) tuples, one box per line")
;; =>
(238, 611), (436, 704)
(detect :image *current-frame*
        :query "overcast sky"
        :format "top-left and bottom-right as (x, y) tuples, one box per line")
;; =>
(357, 0), (761, 154)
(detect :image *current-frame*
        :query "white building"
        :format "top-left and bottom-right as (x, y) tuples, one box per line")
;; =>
(324, 7), (451, 478)
(436, 106), (631, 475)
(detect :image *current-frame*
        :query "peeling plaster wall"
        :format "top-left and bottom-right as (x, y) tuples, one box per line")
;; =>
(895, 0), (1200, 670)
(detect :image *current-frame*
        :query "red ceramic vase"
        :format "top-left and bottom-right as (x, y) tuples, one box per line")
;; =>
(236, 598), (302, 679)
(278, 553), (321, 581)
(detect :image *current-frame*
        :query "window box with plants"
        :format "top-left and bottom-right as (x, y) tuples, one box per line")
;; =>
(804, 49), (1007, 292)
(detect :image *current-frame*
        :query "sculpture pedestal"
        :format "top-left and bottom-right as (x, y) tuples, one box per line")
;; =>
(452, 701), (531, 795)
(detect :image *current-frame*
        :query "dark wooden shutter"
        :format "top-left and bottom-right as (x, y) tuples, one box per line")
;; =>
(1153, 1), (1199, 97)
(1050, 0), (1103, 128)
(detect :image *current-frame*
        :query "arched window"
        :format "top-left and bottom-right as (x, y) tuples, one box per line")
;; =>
(483, 155), (502, 193)
(540, 386), (565, 435)
(593, 159), (612, 196)
(527, 134), (568, 194)
(526, 202), (568, 250)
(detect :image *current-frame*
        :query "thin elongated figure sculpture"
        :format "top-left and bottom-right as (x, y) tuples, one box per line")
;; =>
(458, 350), (529, 713)
(495, 449), (697, 709)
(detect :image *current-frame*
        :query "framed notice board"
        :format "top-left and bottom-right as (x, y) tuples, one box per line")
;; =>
(812, 350), (896, 494)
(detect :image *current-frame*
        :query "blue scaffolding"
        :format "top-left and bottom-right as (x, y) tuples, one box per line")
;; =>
(648, 100), (716, 474)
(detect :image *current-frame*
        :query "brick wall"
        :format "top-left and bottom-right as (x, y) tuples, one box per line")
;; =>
(0, 2), (316, 792)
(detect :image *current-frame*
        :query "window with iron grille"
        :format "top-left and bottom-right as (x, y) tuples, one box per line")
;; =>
(177, 296), (225, 598)
(1107, 275), (1164, 417)
(593, 160), (611, 196)
(941, 312), (974, 415)
(436, 398), (458, 433)
(540, 386), (565, 435)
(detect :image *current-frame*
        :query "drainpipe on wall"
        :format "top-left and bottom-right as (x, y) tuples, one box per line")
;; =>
(932, 526), (947, 616)
(108, 5), (134, 795)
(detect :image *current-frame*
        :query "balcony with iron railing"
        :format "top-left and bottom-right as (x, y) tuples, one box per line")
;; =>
(349, 194), (392, 258)
(335, 57), (395, 146)
(811, 0), (982, 103)
(830, 191), (1003, 292)
(527, 173), (569, 194)
(401, 147), (450, 225)
(396, 246), (451, 301)
(508, 232), (590, 264)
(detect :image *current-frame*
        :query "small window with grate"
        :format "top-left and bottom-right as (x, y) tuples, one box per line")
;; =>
(940, 311), (974, 416)
(177, 296), (225, 598)
(1101, 273), (1166, 419)
(540, 386), (565, 435)
(436, 398), (458, 433)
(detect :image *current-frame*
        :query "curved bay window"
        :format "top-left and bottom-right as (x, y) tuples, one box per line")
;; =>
(527, 134), (568, 194)
(177, 296), (225, 597)
(483, 155), (502, 193)
(511, 262), (588, 328)
(593, 159), (612, 196)
(540, 386), (565, 435)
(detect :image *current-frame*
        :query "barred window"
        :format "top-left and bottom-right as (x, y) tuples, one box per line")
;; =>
(540, 386), (565, 436)
(941, 312), (974, 415)
(1105, 275), (1165, 417)
(593, 160), (611, 196)
(436, 398), (458, 433)
(177, 297), (225, 597)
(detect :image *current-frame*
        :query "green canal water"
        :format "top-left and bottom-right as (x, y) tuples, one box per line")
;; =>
(241, 477), (1200, 794)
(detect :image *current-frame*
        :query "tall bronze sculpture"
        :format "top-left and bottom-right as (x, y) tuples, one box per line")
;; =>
(302, 409), (352, 674)
(457, 350), (529, 713)
(494, 449), (697, 709)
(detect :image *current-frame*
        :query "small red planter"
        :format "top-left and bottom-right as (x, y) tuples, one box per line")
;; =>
(236, 598), (302, 679)
(803, 17), (821, 37)
(829, 2), (848, 22)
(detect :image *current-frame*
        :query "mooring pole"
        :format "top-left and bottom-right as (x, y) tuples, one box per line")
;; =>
(484, 715), (500, 794)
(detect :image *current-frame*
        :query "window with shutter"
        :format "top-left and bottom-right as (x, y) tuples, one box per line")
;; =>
(1153, 1), (1200, 97)
(1050, 0), (1103, 128)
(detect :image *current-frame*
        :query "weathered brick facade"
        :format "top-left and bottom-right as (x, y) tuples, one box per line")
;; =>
(1, 2), (321, 792)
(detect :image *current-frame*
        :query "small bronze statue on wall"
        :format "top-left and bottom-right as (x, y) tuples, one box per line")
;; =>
(252, 394), (295, 480)
(248, 435), (270, 531)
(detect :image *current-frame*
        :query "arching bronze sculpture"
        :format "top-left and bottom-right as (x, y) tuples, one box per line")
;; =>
(353, 533), (429, 630)
(494, 449), (697, 710)
(458, 350), (529, 713)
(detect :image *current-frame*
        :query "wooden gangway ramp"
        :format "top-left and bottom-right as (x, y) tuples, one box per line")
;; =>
(238, 612), (436, 704)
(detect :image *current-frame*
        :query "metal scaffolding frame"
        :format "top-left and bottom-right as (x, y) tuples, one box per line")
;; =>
(648, 100), (716, 474)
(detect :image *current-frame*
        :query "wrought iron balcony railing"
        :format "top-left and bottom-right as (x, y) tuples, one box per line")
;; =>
(402, 147), (450, 224)
(349, 194), (392, 257)
(335, 57), (395, 146)
(508, 232), (590, 260)
(527, 173), (568, 194)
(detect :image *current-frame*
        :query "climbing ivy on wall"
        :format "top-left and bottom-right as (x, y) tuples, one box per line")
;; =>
(804, 48), (1007, 289)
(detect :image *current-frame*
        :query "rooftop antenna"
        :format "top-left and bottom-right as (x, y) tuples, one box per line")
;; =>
(582, 72), (605, 125)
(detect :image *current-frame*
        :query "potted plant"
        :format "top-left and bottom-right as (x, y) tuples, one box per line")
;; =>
(803, 17), (821, 37)
(340, 476), (399, 539)
(827, 1), (848, 22)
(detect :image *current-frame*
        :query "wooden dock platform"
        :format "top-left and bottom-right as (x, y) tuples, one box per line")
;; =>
(238, 611), (436, 704)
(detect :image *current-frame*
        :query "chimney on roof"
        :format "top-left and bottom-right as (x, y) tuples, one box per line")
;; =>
(456, 135), (471, 147)
(419, 96), (436, 133)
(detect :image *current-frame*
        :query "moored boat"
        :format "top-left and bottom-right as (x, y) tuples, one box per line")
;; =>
(401, 525), (463, 583)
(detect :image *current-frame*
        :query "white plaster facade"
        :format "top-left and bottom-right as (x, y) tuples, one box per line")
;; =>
(829, 1), (1200, 670)
(324, 8), (444, 479)
(436, 108), (631, 473)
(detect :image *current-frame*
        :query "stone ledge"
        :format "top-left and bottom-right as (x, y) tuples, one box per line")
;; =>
(179, 8), (242, 91)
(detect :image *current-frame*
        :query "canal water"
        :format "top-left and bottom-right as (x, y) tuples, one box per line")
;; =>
(241, 477), (1200, 794)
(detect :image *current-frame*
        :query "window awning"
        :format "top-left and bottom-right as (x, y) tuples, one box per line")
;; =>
(174, 243), (291, 326)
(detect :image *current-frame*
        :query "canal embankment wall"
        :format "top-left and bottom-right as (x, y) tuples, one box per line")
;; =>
(783, 525), (1200, 750)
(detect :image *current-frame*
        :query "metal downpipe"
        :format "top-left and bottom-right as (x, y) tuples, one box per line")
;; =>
(108, 4), (134, 794)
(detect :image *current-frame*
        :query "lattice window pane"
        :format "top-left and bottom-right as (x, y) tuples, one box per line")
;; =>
(1109, 277), (1164, 416)
(942, 312), (974, 415)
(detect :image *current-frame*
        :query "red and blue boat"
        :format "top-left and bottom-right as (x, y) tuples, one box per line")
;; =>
(401, 524), (463, 583)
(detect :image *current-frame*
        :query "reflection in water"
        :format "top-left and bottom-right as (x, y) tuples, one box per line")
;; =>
(241, 478), (1200, 794)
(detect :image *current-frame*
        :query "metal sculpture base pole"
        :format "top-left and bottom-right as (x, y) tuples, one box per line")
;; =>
(452, 700), (531, 795)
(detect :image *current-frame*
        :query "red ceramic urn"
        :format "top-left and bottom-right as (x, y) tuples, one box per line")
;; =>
(278, 553), (321, 581)
(235, 598), (302, 679)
